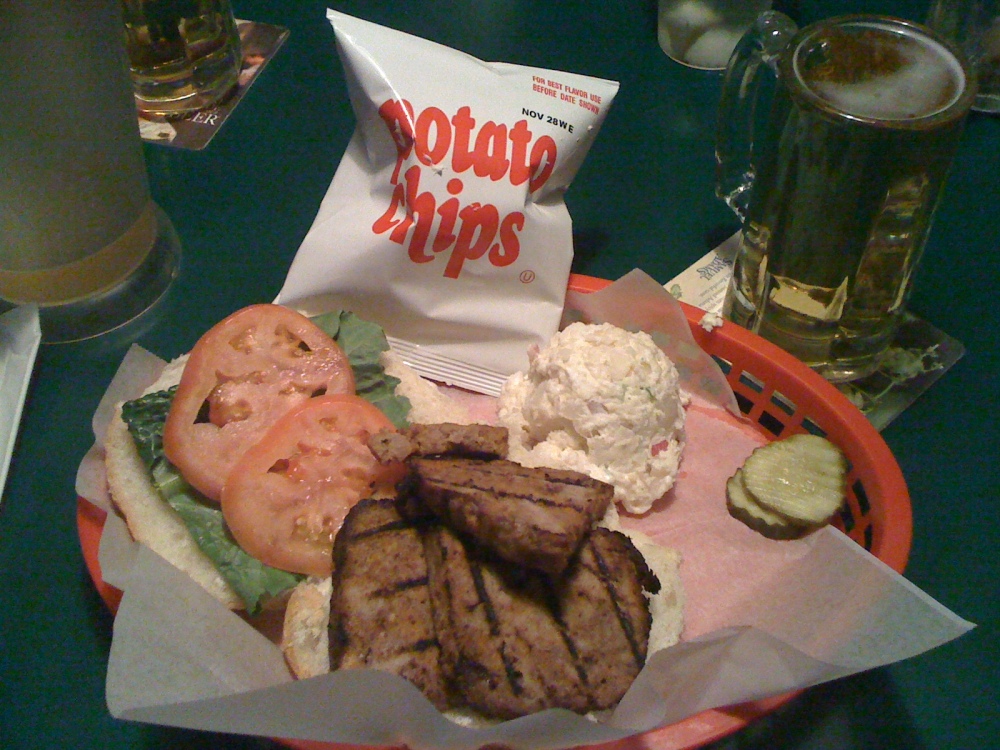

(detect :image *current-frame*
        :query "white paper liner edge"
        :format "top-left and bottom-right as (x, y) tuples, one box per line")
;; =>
(0, 305), (40, 505)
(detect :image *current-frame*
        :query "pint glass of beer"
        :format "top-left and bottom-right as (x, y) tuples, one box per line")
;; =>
(716, 13), (976, 383)
(0, 0), (180, 342)
(121, 0), (242, 119)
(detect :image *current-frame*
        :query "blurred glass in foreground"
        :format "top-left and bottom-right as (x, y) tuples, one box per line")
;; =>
(0, 1), (180, 342)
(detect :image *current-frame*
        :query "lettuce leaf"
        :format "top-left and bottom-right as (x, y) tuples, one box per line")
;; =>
(116, 310), (411, 614)
(121, 393), (302, 615)
(311, 310), (411, 428)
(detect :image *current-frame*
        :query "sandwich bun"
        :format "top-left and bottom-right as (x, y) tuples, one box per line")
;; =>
(100, 346), (478, 611)
(104, 356), (245, 610)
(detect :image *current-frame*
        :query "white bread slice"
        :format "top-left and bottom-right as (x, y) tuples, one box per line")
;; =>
(101, 349), (473, 614)
(281, 576), (332, 678)
(103, 356), (245, 610)
(626, 529), (685, 654)
(380, 350), (474, 425)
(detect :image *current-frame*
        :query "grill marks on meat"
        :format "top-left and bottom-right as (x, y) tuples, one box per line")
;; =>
(373, 423), (612, 576)
(407, 457), (613, 576)
(555, 529), (660, 709)
(424, 524), (591, 717)
(328, 498), (448, 710)
(332, 424), (658, 719)
(424, 525), (658, 718)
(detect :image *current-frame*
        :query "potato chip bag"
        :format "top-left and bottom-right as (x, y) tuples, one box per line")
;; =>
(277, 11), (619, 393)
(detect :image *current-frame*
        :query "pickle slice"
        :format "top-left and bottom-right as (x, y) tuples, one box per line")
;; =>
(740, 434), (848, 527)
(726, 469), (811, 540)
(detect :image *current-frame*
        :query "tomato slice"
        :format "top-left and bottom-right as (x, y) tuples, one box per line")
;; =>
(163, 304), (356, 501)
(220, 394), (404, 576)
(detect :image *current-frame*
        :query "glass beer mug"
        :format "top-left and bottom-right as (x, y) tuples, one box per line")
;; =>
(716, 12), (976, 382)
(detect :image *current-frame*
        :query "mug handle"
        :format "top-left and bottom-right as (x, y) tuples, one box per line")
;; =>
(715, 10), (800, 222)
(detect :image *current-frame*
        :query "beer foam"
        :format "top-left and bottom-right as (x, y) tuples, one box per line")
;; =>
(797, 23), (965, 120)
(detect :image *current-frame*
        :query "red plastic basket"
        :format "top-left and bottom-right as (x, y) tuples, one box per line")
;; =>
(78, 273), (912, 750)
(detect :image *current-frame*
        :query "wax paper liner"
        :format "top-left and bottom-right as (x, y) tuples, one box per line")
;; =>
(0, 305), (40, 505)
(75, 273), (973, 749)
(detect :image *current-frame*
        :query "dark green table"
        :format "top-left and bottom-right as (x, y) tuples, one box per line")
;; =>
(2, 1), (997, 748)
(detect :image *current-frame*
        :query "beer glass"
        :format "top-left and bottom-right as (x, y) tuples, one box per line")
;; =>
(658, 0), (772, 70)
(0, 0), (181, 342)
(927, 0), (1000, 114)
(121, 0), (242, 119)
(716, 12), (976, 382)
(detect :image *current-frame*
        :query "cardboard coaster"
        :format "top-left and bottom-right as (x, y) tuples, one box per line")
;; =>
(833, 314), (964, 431)
(137, 20), (289, 151)
(666, 234), (965, 431)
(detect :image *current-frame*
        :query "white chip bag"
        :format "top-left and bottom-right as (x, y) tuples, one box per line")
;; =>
(277, 11), (619, 388)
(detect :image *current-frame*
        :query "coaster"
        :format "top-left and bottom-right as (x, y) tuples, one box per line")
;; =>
(834, 314), (964, 431)
(136, 20), (289, 151)
(665, 235), (965, 431)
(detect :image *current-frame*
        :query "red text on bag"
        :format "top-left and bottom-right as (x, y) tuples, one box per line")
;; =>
(372, 100), (557, 279)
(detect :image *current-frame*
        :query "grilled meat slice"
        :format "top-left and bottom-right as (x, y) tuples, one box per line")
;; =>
(367, 430), (414, 464)
(406, 457), (613, 576)
(423, 525), (658, 718)
(407, 423), (509, 459)
(423, 524), (591, 718)
(556, 528), (660, 709)
(328, 497), (448, 709)
(368, 423), (509, 464)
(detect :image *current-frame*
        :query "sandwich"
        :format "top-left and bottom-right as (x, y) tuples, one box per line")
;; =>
(102, 303), (684, 720)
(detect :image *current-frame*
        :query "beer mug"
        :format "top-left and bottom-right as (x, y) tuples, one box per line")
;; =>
(716, 12), (976, 382)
